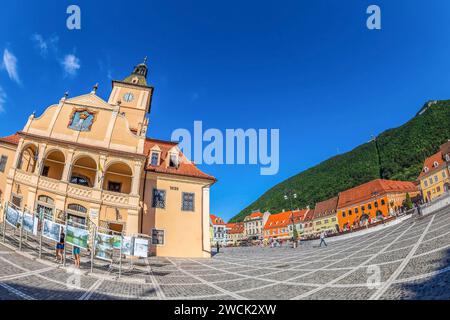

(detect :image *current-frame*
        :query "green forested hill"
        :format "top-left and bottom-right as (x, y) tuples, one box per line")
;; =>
(230, 101), (450, 222)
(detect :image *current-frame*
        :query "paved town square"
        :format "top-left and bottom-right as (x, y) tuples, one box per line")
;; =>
(0, 206), (449, 300)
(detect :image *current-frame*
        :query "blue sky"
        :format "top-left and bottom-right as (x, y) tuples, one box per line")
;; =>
(1, 1), (450, 222)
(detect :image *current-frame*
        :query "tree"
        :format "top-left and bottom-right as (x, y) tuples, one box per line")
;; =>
(292, 225), (298, 241)
(404, 193), (413, 210)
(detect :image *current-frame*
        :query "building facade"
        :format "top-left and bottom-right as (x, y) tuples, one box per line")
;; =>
(210, 214), (226, 245)
(418, 141), (450, 202)
(337, 179), (418, 231)
(243, 211), (270, 240)
(312, 197), (339, 235)
(263, 211), (295, 241)
(0, 60), (215, 258)
(225, 222), (244, 246)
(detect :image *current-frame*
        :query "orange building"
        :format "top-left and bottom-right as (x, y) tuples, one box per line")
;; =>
(263, 210), (295, 240)
(337, 179), (419, 230)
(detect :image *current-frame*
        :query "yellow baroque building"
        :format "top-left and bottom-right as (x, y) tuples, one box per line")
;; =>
(0, 60), (216, 258)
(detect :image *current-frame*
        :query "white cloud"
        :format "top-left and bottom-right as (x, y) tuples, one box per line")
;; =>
(0, 86), (6, 113)
(61, 54), (80, 77)
(31, 34), (59, 57)
(2, 49), (20, 84)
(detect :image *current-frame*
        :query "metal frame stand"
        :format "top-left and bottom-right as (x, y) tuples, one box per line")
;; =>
(19, 214), (24, 251)
(90, 226), (96, 274)
(118, 233), (123, 279)
(63, 220), (67, 267)
(2, 203), (6, 243)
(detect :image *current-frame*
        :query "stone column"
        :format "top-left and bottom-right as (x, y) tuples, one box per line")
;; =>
(202, 186), (211, 257)
(61, 149), (75, 182)
(94, 155), (107, 190)
(34, 143), (47, 175)
(131, 161), (143, 196)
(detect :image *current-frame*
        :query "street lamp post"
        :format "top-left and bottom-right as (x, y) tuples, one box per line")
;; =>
(284, 190), (297, 248)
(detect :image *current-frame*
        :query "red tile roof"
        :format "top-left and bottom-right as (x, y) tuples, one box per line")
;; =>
(303, 209), (315, 222)
(264, 211), (292, 230)
(418, 151), (447, 179)
(226, 222), (244, 234)
(337, 179), (418, 209)
(313, 197), (338, 219)
(144, 138), (216, 182)
(292, 209), (309, 223)
(245, 212), (263, 220)
(210, 214), (225, 225)
(0, 133), (20, 145)
(440, 140), (450, 155)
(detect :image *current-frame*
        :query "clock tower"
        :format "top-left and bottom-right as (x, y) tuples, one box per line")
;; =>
(108, 58), (154, 134)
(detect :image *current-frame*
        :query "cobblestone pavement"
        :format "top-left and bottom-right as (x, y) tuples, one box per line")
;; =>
(1, 208), (450, 300)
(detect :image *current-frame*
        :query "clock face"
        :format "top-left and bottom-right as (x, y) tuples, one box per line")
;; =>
(123, 92), (134, 102)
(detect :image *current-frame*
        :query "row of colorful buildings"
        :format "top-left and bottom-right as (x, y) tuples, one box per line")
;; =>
(211, 140), (450, 246)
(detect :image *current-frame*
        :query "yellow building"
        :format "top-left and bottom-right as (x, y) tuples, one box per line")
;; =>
(0, 60), (216, 258)
(418, 141), (450, 202)
(312, 197), (339, 235)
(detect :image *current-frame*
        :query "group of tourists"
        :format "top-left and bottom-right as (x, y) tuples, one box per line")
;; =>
(54, 231), (81, 268)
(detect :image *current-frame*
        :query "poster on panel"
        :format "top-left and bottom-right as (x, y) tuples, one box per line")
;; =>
(22, 213), (39, 235)
(121, 236), (134, 256)
(95, 233), (114, 261)
(133, 238), (149, 258)
(5, 205), (22, 228)
(42, 219), (62, 242)
(65, 225), (89, 249)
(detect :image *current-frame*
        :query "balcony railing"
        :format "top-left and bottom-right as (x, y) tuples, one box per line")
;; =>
(13, 170), (136, 208)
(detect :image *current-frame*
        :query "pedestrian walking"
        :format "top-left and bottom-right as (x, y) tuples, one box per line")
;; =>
(216, 241), (220, 253)
(73, 246), (81, 268)
(319, 231), (327, 247)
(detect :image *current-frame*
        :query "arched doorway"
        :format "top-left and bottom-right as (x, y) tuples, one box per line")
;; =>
(376, 210), (384, 220)
(360, 214), (369, 224)
(36, 195), (55, 220)
(41, 150), (65, 180)
(17, 144), (38, 173)
(67, 203), (88, 226)
(102, 162), (133, 194)
(70, 156), (97, 188)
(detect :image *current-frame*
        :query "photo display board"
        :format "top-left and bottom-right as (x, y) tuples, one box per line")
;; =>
(95, 233), (114, 261)
(133, 237), (149, 258)
(22, 213), (39, 235)
(42, 219), (63, 242)
(66, 225), (89, 249)
(5, 205), (22, 228)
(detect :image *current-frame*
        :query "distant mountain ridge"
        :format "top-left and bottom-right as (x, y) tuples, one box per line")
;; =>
(229, 100), (450, 223)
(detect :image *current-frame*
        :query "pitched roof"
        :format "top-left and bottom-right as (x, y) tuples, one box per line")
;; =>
(291, 209), (309, 223)
(418, 151), (447, 179)
(226, 222), (244, 234)
(303, 209), (315, 222)
(210, 214), (225, 225)
(440, 140), (450, 156)
(337, 179), (417, 209)
(144, 138), (216, 182)
(245, 212), (263, 220)
(0, 133), (20, 146)
(264, 211), (294, 230)
(313, 197), (338, 219)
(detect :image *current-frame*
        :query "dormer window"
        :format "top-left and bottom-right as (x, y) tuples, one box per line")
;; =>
(423, 167), (429, 173)
(433, 161), (439, 168)
(150, 152), (160, 166)
(169, 153), (179, 168)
